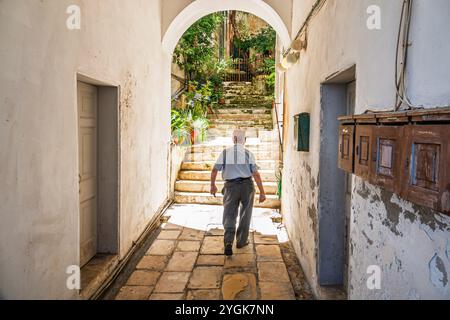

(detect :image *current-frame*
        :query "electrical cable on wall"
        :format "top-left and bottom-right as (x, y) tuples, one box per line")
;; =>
(395, 0), (416, 111)
(283, 0), (327, 58)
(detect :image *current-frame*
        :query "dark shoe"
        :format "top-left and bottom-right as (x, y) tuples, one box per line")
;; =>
(224, 243), (233, 256)
(236, 241), (249, 249)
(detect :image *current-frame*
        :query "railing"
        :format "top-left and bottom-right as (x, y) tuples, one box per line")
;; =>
(223, 57), (252, 82)
(223, 55), (272, 82)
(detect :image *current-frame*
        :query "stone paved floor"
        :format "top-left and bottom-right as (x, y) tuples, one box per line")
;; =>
(113, 204), (314, 300)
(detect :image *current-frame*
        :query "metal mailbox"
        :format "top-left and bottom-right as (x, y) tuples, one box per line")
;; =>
(402, 125), (450, 214)
(337, 107), (450, 215)
(371, 126), (405, 194)
(354, 125), (374, 180)
(338, 124), (355, 173)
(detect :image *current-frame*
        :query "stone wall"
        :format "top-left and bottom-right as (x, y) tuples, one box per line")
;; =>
(282, 0), (450, 299)
(0, 0), (170, 299)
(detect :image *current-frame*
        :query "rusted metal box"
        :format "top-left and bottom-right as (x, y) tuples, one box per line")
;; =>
(371, 126), (405, 194)
(337, 108), (450, 215)
(354, 125), (374, 180)
(402, 125), (450, 214)
(338, 124), (355, 173)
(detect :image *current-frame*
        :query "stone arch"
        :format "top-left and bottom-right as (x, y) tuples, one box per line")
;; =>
(162, 0), (291, 54)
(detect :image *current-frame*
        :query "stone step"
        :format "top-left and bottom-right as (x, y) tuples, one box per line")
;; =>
(224, 99), (273, 106)
(185, 151), (279, 162)
(178, 170), (277, 182)
(208, 120), (273, 128)
(216, 103), (273, 109)
(223, 91), (272, 96)
(189, 143), (277, 154)
(223, 81), (252, 87)
(175, 180), (278, 195)
(224, 92), (266, 97)
(209, 115), (272, 121)
(208, 114), (272, 121)
(174, 192), (281, 209)
(181, 160), (279, 171)
(206, 129), (279, 141)
(214, 108), (272, 115)
(209, 125), (273, 131)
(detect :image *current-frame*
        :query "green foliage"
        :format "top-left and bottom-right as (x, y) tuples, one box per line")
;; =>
(171, 81), (213, 145)
(255, 57), (275, 74)
(173, 13), (224, 83)
(171, 13), (277, 143)
(234, 27), (276, 55)
(266, 71), (276, 96)
(171, 109), (190, 145)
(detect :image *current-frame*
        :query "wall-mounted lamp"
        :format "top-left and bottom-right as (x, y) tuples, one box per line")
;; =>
(291, 34), (308, 53)
(276, 61), (289, 72)
(277, 51), (300, 72)
(277, 31), (307, 72)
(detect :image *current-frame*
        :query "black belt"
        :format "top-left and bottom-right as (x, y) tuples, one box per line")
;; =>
(225, 177), (252, 183)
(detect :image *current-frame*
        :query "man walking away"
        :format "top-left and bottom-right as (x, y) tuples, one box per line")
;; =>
(210, 129), (266, 256)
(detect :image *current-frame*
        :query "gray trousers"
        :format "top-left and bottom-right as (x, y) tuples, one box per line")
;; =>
(222, 178), (255, 246)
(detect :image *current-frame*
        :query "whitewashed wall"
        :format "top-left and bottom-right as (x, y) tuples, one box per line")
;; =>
(282, 0), (450, 299)
(0, 0), (170, 299)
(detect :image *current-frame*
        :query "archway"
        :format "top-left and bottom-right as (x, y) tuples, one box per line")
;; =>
(161, 0), (291, 197)
(162, 0), (291, 54)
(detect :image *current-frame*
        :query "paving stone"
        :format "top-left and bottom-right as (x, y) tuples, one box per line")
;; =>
(186, 289), (221, 300)
(197, 255), (225, 266)
(115, 286), (153, 300)
(188, 267), (222, 289)
(256, 245), (283, 261)
(179, 228), (205, 241)
(146, 240), (176, 256)
(176, 240), (201, 252)
(166, 252), (198, 272)
(157, 230), (181, 240)
(254, 234), (279, 244)
(224, 254), (255, 268)
(149, 293), (185, 300)
(200, 236), (224, 255)
(257, 262), (290, 282)
(136, 255), (168, 271)
(259, 282), (295, 300)
(222, 273), (257, 300)
(161, 223), (183, 230)
(206, 228), (224, 236)
(154, 272), (191, 293)
(126, 270), (160, 286)
(233, 242), (254, 254)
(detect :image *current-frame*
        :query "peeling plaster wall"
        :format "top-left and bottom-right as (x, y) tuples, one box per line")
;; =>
(283, 0), (450, 299)
(350, 177), (450, 299)
(0, 0), (169, 299)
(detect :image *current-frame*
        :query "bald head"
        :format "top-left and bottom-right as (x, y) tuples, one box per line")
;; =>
(232, 129), (246, 145)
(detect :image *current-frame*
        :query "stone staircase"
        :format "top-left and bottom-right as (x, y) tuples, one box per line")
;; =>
(174, 81), (281, 209)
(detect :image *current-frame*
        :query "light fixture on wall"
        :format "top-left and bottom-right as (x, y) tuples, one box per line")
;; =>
(290, 33), (308, 53)
(276, 61), (289, 72)
(279, 51), (300, 70)
(277, 32), (306, 72)
(277, 1), (318, 73)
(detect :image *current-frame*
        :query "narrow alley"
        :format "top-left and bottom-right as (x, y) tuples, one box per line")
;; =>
(174, 81), (281, 209)
(106, 204), (314, 300)
(1, 0), (450, 302)
(105, 78), (319, 300)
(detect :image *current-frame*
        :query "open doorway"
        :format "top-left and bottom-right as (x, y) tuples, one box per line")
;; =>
(76, 76), (120, 297)
(169, 11), (281, 209)
(318, 65), (356, 292)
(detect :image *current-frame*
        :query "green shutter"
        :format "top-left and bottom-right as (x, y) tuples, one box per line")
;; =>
(296, 113), (310, 152)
